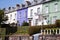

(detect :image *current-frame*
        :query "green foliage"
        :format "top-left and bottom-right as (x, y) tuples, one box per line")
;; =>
(28, 26), (41, 35)
(1, 24), (17, 35)
(16, 26), (29, 34)
(0, 9), (8, 25)
(22, 21), (29, 26)
(0, 28), (6, 40)
(0, 10), (4, 24)
(55, 20), (60, 27)
(10, 22), (17, 27)
(28, 24), (56, 35)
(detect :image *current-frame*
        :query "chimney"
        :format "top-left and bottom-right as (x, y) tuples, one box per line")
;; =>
(3, 8), (7, 13)
(34, 0), (38, 4)
(8, 7), (12, 12)
(3, 8), (6, 11)
(20, 4), (22, 9)
(12, 7), (16, 10)
(8, 7), (11, 10)
(16, 4), (20, 9)
(37, 0), (43, 3)
(25, 1), (31, 7)
(22, 4), (25, 8)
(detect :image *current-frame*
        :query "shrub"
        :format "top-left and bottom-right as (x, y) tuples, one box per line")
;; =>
(55, 20), (60, 27)
(22, 21), (29, 26)
(28, 26), (41, 35)
(28, 24), (56, 35)
(1, 24), (17, 35)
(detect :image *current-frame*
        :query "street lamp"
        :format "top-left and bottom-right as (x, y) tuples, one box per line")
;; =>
(28, 18), (32, 26)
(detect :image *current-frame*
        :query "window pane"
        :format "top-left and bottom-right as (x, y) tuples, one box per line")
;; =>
(55, 3), (58, 12)
(30, 9), (33, 17)
(44, 6), (48, 13)
(35, 19), (38, 25)
(37, 7), (40, 14)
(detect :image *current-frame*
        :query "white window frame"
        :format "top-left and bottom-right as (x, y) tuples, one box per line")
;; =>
(44, 6), (48, 13)
(30, 9), (33, 17)
(35, 19), (38, 25)
(54, 3), (58, 12)
(37, 7), (40, 14)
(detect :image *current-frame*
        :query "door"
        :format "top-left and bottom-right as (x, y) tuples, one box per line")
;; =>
(52, 16), (57, 24)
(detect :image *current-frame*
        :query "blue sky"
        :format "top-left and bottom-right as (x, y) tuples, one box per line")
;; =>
(0, 0), (24, 9)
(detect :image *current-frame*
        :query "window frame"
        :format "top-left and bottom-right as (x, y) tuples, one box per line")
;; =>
(30, 9), (33, 17)
(54, 3), (58, 12)
(37, 7), (40, 14)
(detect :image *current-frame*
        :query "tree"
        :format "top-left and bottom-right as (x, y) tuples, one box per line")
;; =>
(22, 21), (29, 26)
(0, 9), (8, 26)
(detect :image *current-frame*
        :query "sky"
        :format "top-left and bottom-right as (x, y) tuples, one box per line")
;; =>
(0, 0), (33, 9)
(0, 0), (24, 9)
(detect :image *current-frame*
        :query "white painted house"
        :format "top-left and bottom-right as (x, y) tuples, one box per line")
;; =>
(5, 11), (17, 24)
(28, 3), (48, 26)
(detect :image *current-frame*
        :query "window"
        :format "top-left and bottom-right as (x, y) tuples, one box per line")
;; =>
(34, 13), (37, 16)
(26, 11), (27, 18)
(13, 19), (15, 21)
(15, 13), (16, 17)
(15, 13), (16, 15)
(30, 9), (33, 17)
(55, 3), (58, 12)
(10, 14), (12, 19)
(45, 6), (48, 13)
(24, 11), (27, 18)
(35, 19), (38, 25)
(37, 7), (40, 14)
(52, 16), (57, 24)
(19, 12), (21, 18)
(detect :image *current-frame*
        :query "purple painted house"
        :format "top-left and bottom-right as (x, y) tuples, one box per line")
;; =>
(17, 8), (28, 26)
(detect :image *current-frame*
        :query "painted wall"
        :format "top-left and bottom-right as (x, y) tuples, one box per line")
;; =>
(28, 4), (43, 26)
(42, 0), (60, 24)
(17, 8), (28, 26)
(5, 11), (17, 24)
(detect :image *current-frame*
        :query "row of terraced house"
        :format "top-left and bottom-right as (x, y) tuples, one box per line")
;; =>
(4, 0), (60, 26)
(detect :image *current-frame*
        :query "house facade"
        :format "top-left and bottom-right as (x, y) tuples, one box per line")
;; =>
(42, 0), (60, 24)
(5, 11), (17, 24)
(4, 0), (60, 26)
(28, 4), (46, 26)
(17, 8), (28, 26)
